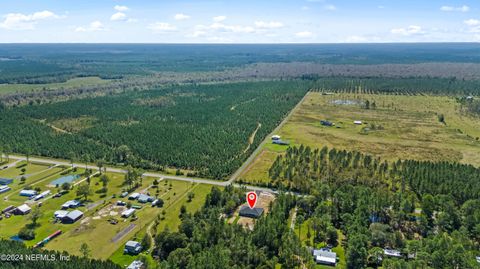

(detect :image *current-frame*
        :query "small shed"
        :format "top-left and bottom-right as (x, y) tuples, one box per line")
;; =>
(124, 241), (142, 255)
(271, 135), (281, 140)
(320, 120), (334, 127)
(62, 210), (83, 224)
(313, 249), (337, 266)
(15, 204), (31, 215)
(122, 208), (136, 218)
(0, 185), (11, 194)
(19, 190), (37, 197)
(354, 120), (363, 125)
(0, 178), (13, 185)
(239, 205), (264, 219)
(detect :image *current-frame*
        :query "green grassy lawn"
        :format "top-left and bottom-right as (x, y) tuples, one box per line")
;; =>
(0, 77), (111, 95)
(0, 161), (52, 179)
(293, 219), (346, 269)
(0, 168), (86, 241)
(109, 183), (213, 267)
(241, 92), (480, 185)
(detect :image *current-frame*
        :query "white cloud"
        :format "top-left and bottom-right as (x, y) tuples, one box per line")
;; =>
(391, 25), (425, 36)
(306, 0), (325, 2)
(75, 20), (106, 32)
(464, 19), (480, 26)
(464, 19), (480, 33)
(148, 22), (177, 33)
(0, 10), (62, 30)
(114, 5), (129, 12)
(209, 22), (255, 33)
(110, 12), (127, 21)
(254, 21), (284, 29)
(174, 13), (190, 20)
(295, 31), (313, 38)
(213, 16), (226, 22)
(324, 4), (337, 11)
(440, 5), (469, 12)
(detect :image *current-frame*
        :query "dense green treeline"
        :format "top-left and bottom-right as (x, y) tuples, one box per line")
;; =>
(148, 186), (312, 269)
(268, 145), (480, 268)
(0, 239), (120, 269)
(0, 81), (309, 179)
(309, 77), (480, 95)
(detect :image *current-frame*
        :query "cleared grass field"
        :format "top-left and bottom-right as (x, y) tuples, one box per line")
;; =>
(240, 92), (480, 184)
(0, 77), (111, 95)
(44, 176), (212, 262)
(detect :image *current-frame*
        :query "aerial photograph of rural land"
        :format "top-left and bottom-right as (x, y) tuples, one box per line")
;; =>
(0, 1), (480, 269)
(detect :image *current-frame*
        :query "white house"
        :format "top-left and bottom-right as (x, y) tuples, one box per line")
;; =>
(354, 120), (362, 125)
(384, 248), (402, 258)
(271, 135), (281, 140)
(313, 249), (337, 266)
(122, 208), (136, 218)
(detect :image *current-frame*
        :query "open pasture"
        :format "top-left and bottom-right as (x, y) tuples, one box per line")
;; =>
(240, 92), (480, 184)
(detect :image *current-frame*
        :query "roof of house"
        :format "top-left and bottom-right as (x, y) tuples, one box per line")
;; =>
(239, 206), (264, 218)
(0, 178), (13, 184)
(127, 260), (144, 269)
(62, 200), (80, 208)
(19, 190), (37, 195)
(17, 204), (31, 213)
(138, 194), (152, 202)
(129, 193), (140, 199)
(384, 249), (402, 257)
(125, 241), (141, 248)
(65, 210), (83, 220)
(0, 185), (10, 190)
(313, 249), (337, 264)
(122, 208), (136, 216)
(54, 210), (69, 218)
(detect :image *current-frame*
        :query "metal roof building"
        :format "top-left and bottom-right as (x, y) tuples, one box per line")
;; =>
(0, 185), (11, 194)
(124, 241), (142, 255)
(0, 178), (13, 185)
(62, 210), (83, 224)
(19, 190), (37, 197)
(15, 204), (32, 215)
(313, 249), (337, 266)
(239, 206), (264, 219)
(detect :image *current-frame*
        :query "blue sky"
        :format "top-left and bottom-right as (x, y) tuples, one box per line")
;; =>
(0, 0), (479, 43)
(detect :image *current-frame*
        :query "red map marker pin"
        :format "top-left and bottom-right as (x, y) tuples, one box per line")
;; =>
(246, 191), (257, 209)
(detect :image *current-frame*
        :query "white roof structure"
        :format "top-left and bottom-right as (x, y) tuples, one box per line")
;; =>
(129, 193), (140, 199)
(127, 260), (144, 269)
(271, 135), (281, 140)
(0, 185), (10, 193)
(313, 249), (336, 265)
(16, 204), (31, 214)
(122, 208), (136, 218)
(354, 120), (362, 125)
(54, 210), (69, 219)
(19, 190), (37, 196)
(61, 200), (80, 209)
(384, 249), (402, 258)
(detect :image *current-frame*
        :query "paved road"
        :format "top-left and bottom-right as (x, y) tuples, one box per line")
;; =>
(228, 92), (309, 183)
(5, 155), (280, 193)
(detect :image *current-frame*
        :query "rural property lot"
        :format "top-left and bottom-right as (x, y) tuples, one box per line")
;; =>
(240, 92), (480, 185)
